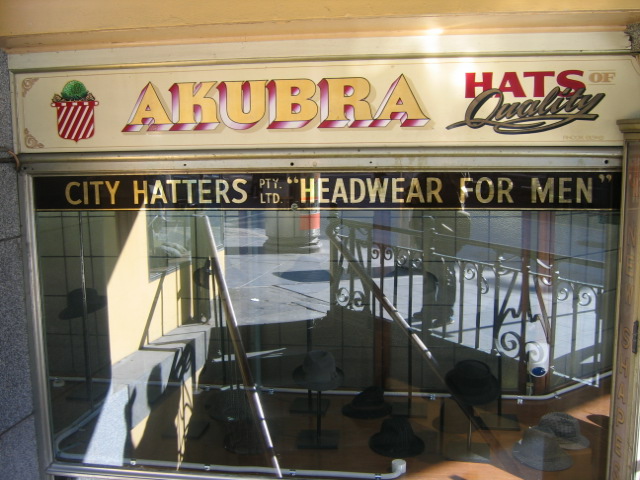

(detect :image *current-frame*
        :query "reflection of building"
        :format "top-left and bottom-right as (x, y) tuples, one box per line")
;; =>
(2, 7), (640, 480)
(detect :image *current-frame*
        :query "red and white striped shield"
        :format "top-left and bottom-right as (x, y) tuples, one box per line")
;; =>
(51, 101), (99, 142)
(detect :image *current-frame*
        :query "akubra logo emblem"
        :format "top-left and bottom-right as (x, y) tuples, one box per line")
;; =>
(51, 80), (99, 142)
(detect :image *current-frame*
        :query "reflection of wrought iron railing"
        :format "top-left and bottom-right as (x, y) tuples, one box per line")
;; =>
(326, 216), (612, 394)
(325, 215), (524, 476)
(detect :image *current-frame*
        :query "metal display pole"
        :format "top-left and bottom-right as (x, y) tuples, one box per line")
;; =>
(77, 212), (94, 408)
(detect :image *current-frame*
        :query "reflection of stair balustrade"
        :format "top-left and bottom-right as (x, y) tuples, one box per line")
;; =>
(326, 217), (611, 396)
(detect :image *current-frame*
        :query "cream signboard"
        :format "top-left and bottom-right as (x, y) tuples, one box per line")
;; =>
(14, 56), (640, 152)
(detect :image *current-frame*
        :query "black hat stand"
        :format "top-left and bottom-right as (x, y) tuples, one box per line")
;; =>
(390, 323), (429, 419)
(441, 401), (491, 463)
(296, 389), (339, 449)
(475, 353), (520, 431)
(289, 318), (330, 415)
(62, 213), (107, 406)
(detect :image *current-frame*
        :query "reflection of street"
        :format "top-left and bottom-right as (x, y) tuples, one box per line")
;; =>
(223, 211), (331, 327)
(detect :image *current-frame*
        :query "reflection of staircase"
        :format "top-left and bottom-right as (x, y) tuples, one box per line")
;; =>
(323, 216), (527, 474)
(325, 215), (613, 396)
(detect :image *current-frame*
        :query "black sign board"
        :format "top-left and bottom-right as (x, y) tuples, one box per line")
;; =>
(34, 171), (620, 211)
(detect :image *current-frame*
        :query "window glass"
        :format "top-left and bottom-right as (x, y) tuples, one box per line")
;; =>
(35, 171), (619, 479)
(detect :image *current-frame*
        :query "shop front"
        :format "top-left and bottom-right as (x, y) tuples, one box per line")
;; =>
(9, 34), (640, 479)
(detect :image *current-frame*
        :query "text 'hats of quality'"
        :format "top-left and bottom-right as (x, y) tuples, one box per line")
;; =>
(293, 350), (344, 391)
(538, 412), (590, 450)
(445, 359), (500, 406)
(342, 386), (392, 419)
(59, 288), (106, 319)
(369, 417), (425, 458)
(512, 426), (573, 471)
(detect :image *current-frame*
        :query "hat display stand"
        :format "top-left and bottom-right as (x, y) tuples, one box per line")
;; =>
(289, 388), (330, 416)
(441, 359), (501, 463)
(194, 256), (230, 390)
(58, 286), (108, 405)
(292, 350), (343, 449)
(389, 315), (425, 418)
(58, 216), (108, 408)
(475, 353), (520, 431)
(296, 390), (340, 449)
(289, 320), (330, 416)
(440, 401), (491, 463)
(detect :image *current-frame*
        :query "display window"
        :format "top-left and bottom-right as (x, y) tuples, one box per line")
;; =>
(33, 168), (620, 479)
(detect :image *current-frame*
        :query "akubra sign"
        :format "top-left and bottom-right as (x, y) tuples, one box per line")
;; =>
(13, 56), (639, 151)
(121, 75), (429, 132)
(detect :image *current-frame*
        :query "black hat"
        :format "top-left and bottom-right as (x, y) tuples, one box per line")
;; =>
(342, 386), (392, 419)
(293, 350), (343, 391)
(369, 417), (425, 458)
(445, 359), (500, 406)
(59, 288), (106, 319)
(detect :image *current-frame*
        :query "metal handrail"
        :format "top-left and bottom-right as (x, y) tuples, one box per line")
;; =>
(198, 214), (282, 478)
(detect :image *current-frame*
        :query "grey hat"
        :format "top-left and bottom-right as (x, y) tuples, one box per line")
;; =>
(293, 350), (343, 391)
(512, 426), (573, 471)
(538, 412), (590, 450)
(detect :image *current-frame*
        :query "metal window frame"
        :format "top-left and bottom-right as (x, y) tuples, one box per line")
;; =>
(19, 145), (623, 480)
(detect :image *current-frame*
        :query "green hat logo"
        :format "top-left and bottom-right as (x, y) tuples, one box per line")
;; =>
(61, 80), (88, 101)
(52, 80), (95, 102)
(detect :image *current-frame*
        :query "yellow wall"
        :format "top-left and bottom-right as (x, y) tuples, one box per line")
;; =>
(107, 211), (191, 364)
(1, 1), (639, 52)
(2, 0), (639, 35)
